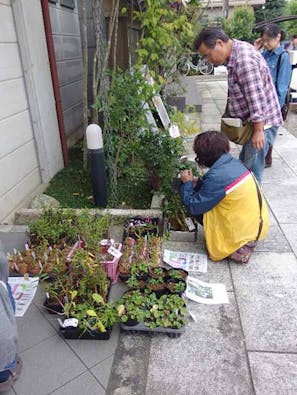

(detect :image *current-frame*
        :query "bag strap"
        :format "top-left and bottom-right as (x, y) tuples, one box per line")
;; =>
(251, 173), (263, 241)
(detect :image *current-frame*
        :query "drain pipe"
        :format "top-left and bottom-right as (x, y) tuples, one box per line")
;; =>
(40, 0), (68, 166)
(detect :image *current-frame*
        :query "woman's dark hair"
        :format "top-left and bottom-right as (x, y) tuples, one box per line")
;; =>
(194, 27), (229, 50)
(193, 130), (230, 168)
(261, 23), (285, 41)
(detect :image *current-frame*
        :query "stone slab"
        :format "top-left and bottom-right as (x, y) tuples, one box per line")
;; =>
(145, 293), (253, 395)
(262, 157), (296, 184)
(280, 223), (297, 256)
(13, 336), (86, 395)
(14, 208), (163, 225)
(249, 352), (297, 395)
(51, 371), (105, 395)
(256, 224), (291, 253)
(230, 252), (297, 352)
(262, 181), (297, 223)
(91, 355), (114, 389)
(65, 325), (120, 368)
(16, 303), (56, 353)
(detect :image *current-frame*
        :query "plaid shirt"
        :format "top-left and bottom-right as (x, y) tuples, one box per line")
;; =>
(227, 40), (283, 126)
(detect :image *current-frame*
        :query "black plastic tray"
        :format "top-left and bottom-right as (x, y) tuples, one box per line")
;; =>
(120, 321), (185, 338)
(60, 326), (111, 340)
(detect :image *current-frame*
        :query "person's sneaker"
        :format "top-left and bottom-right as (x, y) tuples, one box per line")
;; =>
(0, 357), (23, 393)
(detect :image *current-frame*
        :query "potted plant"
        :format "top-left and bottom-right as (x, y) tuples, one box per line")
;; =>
(147, 236), (162, 267)
(167, 268), (188, 280)
(130, 262), (149, 280)
(118, 290), (147, 326)
(144, 294), (187, 329)
(146, 277), (167, 297)
(119, 237), (135, 280)
(60, 292), (118, 339)
(166, 279), (187, 295)
(149, 266), (167, 279)
(126, 275), (146, 290)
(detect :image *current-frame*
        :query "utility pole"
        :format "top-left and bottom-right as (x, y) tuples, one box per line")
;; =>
(222, 0), (229, 19)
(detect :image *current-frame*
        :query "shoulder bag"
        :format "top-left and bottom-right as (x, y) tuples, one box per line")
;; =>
(220, 93), (253, 145)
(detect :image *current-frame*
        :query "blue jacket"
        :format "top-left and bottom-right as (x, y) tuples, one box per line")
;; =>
(262, 46), (292, 107)
(180, 153), (249, 216)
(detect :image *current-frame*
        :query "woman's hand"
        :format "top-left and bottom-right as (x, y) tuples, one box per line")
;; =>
(180, 169), (193, 183)
(192, 176), (198, 189)
(254, 37), (263, 50)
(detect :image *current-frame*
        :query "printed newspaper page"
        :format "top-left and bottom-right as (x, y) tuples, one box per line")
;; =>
(186, 276), (229, 304)
(8, 276), (39, 317)
(163, 249), (207, 273)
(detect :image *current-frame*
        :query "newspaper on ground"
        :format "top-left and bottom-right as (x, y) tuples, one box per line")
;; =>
(8, 276), (39, 317)
(163, 249), (207, 273)
(186, 276), (229, 304)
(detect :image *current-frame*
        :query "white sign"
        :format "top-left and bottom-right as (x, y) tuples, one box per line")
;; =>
(186, 277), (229, 304)
(163, 249), (207, 273)
(8, 276), (39, 317)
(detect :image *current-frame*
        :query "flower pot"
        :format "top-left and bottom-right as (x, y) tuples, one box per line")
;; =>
(122, 317), (140, 327)
(118, 272), (130, 282)
(43, 296), (64, 314)
(166, 268), (188, 281)
(146, 283), (167, 298)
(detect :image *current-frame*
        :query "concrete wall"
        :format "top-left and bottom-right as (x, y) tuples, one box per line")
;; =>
(49, 0), (84, 143)
(0, 0), (41, 222)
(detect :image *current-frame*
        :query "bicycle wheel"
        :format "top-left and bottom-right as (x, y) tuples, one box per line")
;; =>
(177, 58), (191, 76)
(198, 59), (214, 75)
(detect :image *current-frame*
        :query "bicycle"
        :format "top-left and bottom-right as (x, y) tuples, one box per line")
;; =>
(177, 53), (214, 76)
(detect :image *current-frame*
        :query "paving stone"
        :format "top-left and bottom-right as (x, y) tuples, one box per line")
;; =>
(230, 252), (297, 352)
(256, 224), (291, 253)
(249, 352), (297, 395)
(16, 303), (56, 352)
(280, 224), (297, 256)
(50, 371), (105, 395)
(65, 325), (120, 368)
(262, 157), (296, 184)
(145, 293), (253, 395)
(91, 355), (114, 389)
(263, 181), (297, 223)
(13, 336), (86, 395)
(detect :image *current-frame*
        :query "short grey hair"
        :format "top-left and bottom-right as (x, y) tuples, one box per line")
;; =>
(194, 27), (229, 50)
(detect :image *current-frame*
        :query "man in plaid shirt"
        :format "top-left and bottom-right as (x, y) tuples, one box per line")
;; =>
(194, 27), (283, 183)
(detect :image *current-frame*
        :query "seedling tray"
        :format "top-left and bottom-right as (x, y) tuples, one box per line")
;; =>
(120, 321), (185, 338)
(60, 326), (112, 340)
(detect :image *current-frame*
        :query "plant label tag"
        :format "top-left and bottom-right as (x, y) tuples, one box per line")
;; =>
(62, 318), (78, 328)
(108, 246), (123, 259)
(185, 217), (195, 232)
(169, 124), (180, 138)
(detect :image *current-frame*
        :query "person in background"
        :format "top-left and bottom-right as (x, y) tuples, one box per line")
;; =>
(283, 35), (297, 51)
(194, 27), (283, 184)
(254, 24), (292, 167)
(180, 131), (269, 264)
(0, 241), (22, 393)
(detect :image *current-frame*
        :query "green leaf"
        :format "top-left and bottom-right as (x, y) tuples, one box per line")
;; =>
(86, 309), (97, 317)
